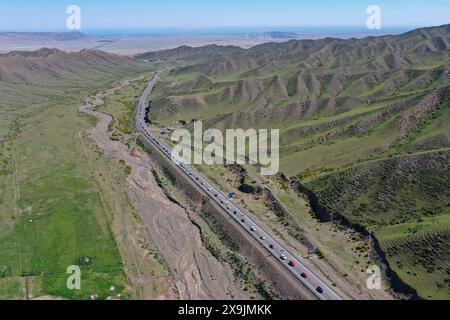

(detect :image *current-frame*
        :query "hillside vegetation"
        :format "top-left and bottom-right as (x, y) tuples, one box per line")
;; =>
(139, 24), (450, 299)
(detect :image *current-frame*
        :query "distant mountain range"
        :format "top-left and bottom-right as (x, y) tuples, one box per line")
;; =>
(0, 28), (414, 55)
(0, 31), (89, 41)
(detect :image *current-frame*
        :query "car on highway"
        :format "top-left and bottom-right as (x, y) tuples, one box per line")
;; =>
(136, 81), (342, 301)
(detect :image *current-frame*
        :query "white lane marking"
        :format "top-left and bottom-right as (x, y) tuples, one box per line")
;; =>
(136, 77), (342, 301)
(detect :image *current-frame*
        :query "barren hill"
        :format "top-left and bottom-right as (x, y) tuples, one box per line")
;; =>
(0, 48), (141, 85)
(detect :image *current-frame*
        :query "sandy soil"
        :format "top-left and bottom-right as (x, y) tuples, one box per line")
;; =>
(80, 78), (248, 300)
(0, 35), (281, 55)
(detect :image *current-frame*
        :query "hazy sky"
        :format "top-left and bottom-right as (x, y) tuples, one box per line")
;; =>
(0, 0), (449, 31)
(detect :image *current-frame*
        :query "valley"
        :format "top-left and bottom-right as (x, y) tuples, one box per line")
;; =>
(0, 23), (448, 301)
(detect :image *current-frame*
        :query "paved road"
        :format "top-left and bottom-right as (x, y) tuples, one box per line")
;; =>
(135, 73), (343, 301)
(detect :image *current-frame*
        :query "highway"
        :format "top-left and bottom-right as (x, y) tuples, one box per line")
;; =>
(135, 73), (343, 301)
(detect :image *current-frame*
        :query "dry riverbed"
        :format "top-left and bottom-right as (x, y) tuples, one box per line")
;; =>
(80, 78), (249, 300)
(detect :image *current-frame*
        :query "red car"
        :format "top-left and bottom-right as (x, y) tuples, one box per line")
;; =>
(301, 272), (308, 279)
(288, 261), (296, 267)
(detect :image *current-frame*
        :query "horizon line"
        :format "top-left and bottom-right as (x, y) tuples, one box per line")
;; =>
(0, 24), (427, 34)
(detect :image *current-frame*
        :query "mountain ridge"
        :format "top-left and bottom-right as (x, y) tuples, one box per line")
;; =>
(141, 24), (450, 299)
(0, 31), (89, 42)
(0, 48), (140, 85)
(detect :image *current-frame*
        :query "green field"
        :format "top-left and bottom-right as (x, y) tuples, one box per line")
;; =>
(0, 50), (155, 299)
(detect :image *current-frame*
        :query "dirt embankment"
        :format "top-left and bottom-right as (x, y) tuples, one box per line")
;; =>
(80, 78), (249, 300)
(290, 180), (419, 300)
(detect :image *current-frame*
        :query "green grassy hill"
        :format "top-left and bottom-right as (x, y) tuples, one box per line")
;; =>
(138, 24), (450, 299)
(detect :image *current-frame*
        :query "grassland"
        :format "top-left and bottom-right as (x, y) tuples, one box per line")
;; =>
(0, 49), (162, 299)
(376, 214), (450, 299)
(302, 150), (450, 299)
